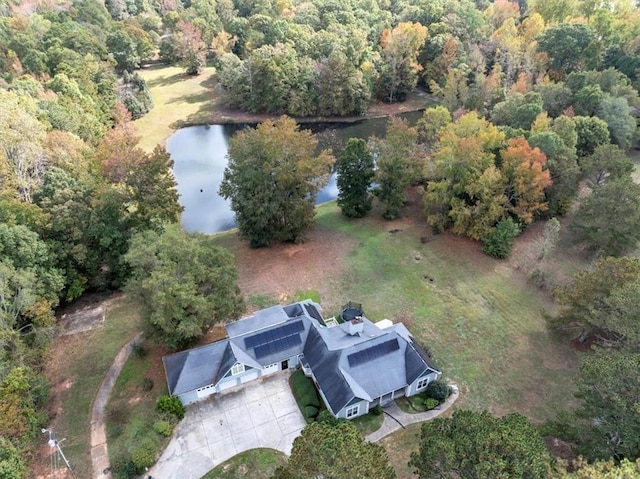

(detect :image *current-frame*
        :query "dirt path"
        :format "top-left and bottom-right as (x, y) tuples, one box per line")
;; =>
(90, 332), (143, 479)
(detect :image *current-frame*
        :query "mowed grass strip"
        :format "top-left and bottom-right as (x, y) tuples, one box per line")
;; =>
(201, 449), (287, 479)
(314, 203), (579, 422)
(43, 295), (142, 477)
(134, 65), (219, 152)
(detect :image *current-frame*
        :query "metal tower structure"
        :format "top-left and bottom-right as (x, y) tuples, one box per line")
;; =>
(42, 428), (77, 479)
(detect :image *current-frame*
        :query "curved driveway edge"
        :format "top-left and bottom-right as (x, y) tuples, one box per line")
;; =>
(366, 384), (460, 442)
(91, 332), (143, 479)
(147, 372), (306, 479)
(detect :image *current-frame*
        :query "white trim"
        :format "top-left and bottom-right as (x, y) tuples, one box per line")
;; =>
(416, 377), (430, 390)
(231, 363), (245, 376)
(346, 405), (359, 418)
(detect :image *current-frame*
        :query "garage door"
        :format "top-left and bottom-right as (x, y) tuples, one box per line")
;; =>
(262, 363), (279, 376)
(240, 370), (259, 384)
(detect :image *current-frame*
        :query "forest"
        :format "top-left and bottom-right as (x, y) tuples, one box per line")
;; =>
(1, 0), (640, 477)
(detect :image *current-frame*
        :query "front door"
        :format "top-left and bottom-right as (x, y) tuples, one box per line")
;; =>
(281, 359), (289, 370)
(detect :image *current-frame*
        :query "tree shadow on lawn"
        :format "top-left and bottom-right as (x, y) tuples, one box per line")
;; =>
(146, 71), (189, 88)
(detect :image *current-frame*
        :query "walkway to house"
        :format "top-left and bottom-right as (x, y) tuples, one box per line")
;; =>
(146, 372), (306, 479)
(366, 384), (460, 443)
(90, 332), (143, 479)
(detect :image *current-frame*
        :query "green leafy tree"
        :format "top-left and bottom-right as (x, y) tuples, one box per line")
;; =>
(0, 223), (64, 329)
(416, 105), (452, 148)
(574, 116), (610, 158)
(581, 144), (634, 187)
(220, 117), (334, 247)
(336, 138), (375, 218)
(124, 224), (245, 349)
(552, 256), (640, 344)
(273, 421), (396, 479)
(409, 409), (553, 479)
(574, 351), (640, 461)
(0, 437), (27, 479)
(537, 23), (598, 78)
(572, 177), (640, 256)
(596, 95), (636, 150)
(529, 130), (580, 215)
(370, 117), (424, 220)
(106, 28), (141, 71)
(482, 217), (520, 259)
(555, 458), (640, 478)
(33, 167), (93, 300)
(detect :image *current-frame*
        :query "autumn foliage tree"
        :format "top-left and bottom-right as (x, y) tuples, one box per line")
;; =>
(378, 22), (428, 102)
(500, 137), (552, 223)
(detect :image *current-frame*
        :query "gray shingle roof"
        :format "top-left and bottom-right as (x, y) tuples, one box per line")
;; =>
(163, 340), (231, 395)
(163, 300), (440, 406)
(303, 327), (354, 414)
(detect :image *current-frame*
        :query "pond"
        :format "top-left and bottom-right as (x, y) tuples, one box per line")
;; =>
(167, 111), (423, 234)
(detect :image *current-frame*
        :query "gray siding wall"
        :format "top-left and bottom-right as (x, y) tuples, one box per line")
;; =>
(406, 371), (439, 397)
(337, 399), (370, 420)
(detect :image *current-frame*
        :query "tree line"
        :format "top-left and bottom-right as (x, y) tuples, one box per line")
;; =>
(1, 0), (640, 476)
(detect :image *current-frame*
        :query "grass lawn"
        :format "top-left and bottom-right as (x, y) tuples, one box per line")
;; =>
(106, 338), (171, 478)
(134, 65), (219, 151)
(42, 295), (142, 478)
(133, 64), (437, 152)
(310, 202), (580, 422)
(201, 449), (287, 479)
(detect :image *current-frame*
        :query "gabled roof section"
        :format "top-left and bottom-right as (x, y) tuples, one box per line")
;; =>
(163, 339), (231, 395)
(339, 333), (408, 399)
(225, 305), (290, 338)
(303, 327), (354, 414)
(214, 342), (237, 383)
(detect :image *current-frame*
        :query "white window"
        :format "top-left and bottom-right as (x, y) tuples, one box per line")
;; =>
(345, 405), (359, 418)
(231, 363), (245, 376)
(416, 377), (429, 390)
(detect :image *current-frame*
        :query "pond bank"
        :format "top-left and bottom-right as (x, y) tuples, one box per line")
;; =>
(134, 65), (438, 151)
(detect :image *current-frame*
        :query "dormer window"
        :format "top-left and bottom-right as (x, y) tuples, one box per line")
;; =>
(231, 363), (245, 376)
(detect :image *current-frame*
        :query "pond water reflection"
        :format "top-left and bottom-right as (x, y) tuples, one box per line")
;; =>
(167, 111), (422, 234)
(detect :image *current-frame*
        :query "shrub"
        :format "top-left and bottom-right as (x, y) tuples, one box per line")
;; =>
(107, 404), (130, 426)
(141, 377), (154, 391)
(130, 436), (158, 471)
(304, 405), (319, 419)
(317, 410), (339, 425)
(111, 452), (137, 478)
(290, 370), (321, 412)
(153, 420), (174, 437)
(132, 341), (147, 358)
(425, 380), (450, 402)
(424, 398), (440, 410)
(156, 395), (185, 420)
(371, 404), (383, 416)
(482, 218), (520, 259)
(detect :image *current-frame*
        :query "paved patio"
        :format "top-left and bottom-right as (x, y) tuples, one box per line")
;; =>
(147, 372), (306, 479)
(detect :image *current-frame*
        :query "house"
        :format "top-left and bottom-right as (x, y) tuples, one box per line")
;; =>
(162, 300), (441, 419)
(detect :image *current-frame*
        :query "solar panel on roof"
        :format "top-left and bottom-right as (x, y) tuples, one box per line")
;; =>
(304, 304), (323, 322)
(347, 338), (400, 367)
(254, 333), (302, 359)
(244, 320), (304, 349)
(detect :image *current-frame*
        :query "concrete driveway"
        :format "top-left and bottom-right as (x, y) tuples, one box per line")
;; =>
(148, 372), (306, 479)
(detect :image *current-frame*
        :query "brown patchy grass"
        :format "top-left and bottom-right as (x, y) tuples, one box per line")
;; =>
(36, 294), (142, 478)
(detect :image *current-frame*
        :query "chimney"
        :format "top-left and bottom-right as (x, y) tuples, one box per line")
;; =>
(348, 316), (364, 336)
